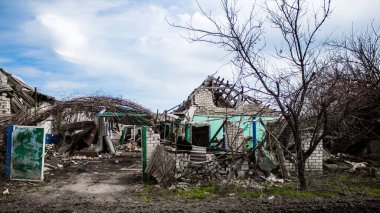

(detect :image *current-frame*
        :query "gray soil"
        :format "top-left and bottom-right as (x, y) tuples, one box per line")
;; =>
(0, 154), (379, 212)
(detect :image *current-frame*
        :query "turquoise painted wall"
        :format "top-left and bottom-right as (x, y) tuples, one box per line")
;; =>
(192, 115), (277, 148)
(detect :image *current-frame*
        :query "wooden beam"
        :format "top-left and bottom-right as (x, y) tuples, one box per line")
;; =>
(209, 118), (227, 148)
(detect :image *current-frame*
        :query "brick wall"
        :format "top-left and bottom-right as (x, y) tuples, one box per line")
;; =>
(0, 72), (11, 176)
(168, 147), (252, 182)
(186, 87), (323, 173)
(193, 88), (237, 115)
(145, 128), (160, 165)
(225, 121), (245, 151)
(173, 151), (191, 179)
(193, 88), (216, 112)
(284, 136), (323, 172)
(192, 88), (269, 116)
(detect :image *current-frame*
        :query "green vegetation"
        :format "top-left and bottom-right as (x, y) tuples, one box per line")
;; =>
(366, 188), (380, 196)
(139, 173), (380, 202)
(234, 184), (339, 198)
(67, 189), (76, 195)
(141, 184), (178, 202)
(175, 185), (218, 200)
(322, 174), (380, 197)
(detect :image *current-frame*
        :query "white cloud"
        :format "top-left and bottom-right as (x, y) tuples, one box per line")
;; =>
(18, 0), (233, 111)
(6, 0), (379, 111)
(36, 14), (87, 59)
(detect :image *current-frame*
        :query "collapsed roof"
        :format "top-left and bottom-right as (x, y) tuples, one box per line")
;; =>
(172, 76), (276, 116)
(51, 96), (155, 126)
(0, 68), (55, 113)
(3, 95), (155, 127)
(0, 68), (154, 126)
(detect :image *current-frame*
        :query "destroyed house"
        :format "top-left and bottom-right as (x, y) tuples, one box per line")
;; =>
(169, 76), (323, 172)
(0, 68), (55, 116)
(169, 76), (278, 150)
(0, 68), (156, 178)
(148, 76), (323, 186)
(0, 68), (55, 175)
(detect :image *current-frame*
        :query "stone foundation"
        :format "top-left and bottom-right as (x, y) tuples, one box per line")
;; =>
(168, 148), (251, 182)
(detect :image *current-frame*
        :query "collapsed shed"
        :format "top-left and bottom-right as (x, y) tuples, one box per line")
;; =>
(43, 96), (154, 154)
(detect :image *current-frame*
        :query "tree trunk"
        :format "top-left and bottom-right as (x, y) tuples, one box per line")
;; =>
(297, 154), (307, 190)
(274, 141), (290, 179)
(295, 132), (307, 190)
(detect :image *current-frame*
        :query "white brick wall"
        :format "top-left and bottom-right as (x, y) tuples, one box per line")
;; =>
(145, 128), (160, 165)
(193, 88), (235, 115)
(284, 141), (323, 172)
(225, 121), (245, 151)
(0, 74), (11, 174)
(0, 93), (11, 116)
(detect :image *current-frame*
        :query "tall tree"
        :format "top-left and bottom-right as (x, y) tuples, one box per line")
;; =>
(171, 0), (332, 190)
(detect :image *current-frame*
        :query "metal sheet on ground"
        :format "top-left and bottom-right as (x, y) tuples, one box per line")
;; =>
(10, 125), (45, 181)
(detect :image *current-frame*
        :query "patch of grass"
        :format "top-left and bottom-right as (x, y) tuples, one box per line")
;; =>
(142, 195), (152, 203)
(140, 184), (156, 202)
(140, 184), (178, 202)
(335, 175), (351, 184)
(67, 189), (76, 195)
(366, 187), (380, 196)
(235, 183), (339, 199)
(324, 174), (380, 197)
(139, 173), (380, 201)
(175, 185), (218, 200)
(265, 185), (315, 198)
(313, 191), (339, 197)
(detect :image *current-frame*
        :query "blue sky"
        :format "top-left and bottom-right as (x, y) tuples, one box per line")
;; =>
(0, 0), (379, 111)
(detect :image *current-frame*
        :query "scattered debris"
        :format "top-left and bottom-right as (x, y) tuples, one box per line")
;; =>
(71, 160), (86, 165)
(43, 167), (52, 172)
(45, 163), (57, 170)
(2, 189), (9, 195)
(345, 161), (368, 172)
(145, 145), (176, 187)
(265, 173), (284, 184)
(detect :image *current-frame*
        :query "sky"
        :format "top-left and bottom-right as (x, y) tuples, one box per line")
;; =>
(0, 0), (379, 112)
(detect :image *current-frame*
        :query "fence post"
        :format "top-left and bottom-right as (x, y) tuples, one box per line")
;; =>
(142, 126), (147, 182)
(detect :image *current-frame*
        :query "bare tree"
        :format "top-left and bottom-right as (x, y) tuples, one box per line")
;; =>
(324, 24), (380, 152)
(170, 0), (332, 190)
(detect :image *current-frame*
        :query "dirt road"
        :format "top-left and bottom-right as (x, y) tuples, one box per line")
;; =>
(0, 154), (379, 212)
